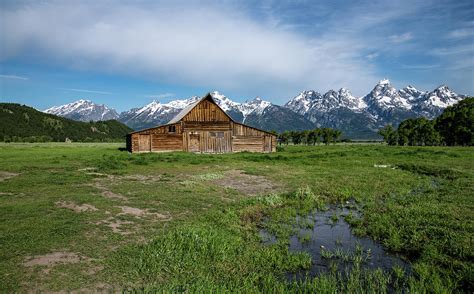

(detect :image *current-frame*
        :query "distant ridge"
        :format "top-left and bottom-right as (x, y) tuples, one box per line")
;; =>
(1, 103), (132, 142)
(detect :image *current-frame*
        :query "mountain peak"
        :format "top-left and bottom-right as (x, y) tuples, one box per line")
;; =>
(338, 87), (352, 96)
(434, 84), (450, 91)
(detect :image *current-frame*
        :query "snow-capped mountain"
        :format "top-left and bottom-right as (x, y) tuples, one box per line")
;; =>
(44, 81), (467, 138)
(285, 88), (366, 118)
(284, 79), (466, 137)
(118, 97), (199, 129)
(363, 79), (412, 112)
(412, 85), (464, 118)
(44, 99), (119, 121)
(285, 88), (377, 138)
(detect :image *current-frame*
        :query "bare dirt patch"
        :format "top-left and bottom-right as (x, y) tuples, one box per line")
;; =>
(90, 182), (128, 201)
(0, 171), (19, 182)
(116, 206), (172, 220)
(78, 167), (109, 177)
(24, 252), (90, 268)
(56, 201), (98, 213)
(212, 170), (280, 196)
(112, 174), (162, 184)
(96, 217), (134, 235)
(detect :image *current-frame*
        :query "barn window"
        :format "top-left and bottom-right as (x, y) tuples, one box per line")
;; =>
(168, 125), (176, 133)
(210, 132), (224, 138)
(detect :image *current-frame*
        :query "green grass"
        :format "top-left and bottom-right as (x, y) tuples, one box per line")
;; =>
(0, 142), (472, 292)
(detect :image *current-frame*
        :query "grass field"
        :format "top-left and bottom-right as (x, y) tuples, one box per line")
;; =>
(0, 143), (472, 292)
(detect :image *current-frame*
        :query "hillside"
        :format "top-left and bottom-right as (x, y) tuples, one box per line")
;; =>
(0, 103), (132, 142)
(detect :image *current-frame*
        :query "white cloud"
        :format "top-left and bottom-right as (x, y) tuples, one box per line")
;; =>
(365, 52), (379, 60)
(61, 88), (112, 95)
(448, 28), (474, 39)
(0, 1), (379, 99)
(0, 74), (28, 80)
(430, 44), (474, 56)
(389, 32), (413, 44)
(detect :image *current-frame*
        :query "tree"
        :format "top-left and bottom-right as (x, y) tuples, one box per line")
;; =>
(278, 131), (290, 145)
(307, 129), (318, 145)
(378, 125), (398, 145)
(321, 128), (333, 145)
(435, 98), (473, 146)
(314, 128), (322, 145)
(397, 119), (414, 146)
(290, 131), (304, 145)
(332, 129), (342, 144)
(302, 130), (310, 145)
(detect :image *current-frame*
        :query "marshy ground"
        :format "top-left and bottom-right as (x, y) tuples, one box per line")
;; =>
(0, 143), (472, 292)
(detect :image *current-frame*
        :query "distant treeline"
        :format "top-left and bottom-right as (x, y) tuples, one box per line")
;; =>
(276, 128), (343, 145)
(378, 97), (473, 146)
(0, 103), (133, 142)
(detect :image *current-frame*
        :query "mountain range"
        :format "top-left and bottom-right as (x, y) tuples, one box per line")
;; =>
(44, 80), (466, 139)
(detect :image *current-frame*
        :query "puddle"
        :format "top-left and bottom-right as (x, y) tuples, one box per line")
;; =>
(261, 206), (410, 279)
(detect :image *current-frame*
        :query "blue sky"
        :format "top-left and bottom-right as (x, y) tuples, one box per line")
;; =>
(1, 0), (473, 111)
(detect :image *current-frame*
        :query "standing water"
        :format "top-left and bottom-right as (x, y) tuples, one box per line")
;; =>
(260, 205), (410, 280)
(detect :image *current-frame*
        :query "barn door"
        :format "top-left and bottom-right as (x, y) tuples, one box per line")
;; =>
(264, 136), (272, 152)
(139, 134), (151, 152)
(188, 134), (200, 152)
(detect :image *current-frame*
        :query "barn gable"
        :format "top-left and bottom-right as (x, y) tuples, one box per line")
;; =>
(168, 94), (232, 124)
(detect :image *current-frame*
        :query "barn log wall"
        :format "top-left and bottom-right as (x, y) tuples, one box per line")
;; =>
(128, 123), (183, 152)
(231, 123), (276, 153)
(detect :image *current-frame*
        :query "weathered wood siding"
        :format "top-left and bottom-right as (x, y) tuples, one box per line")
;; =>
(131, 133), (139, 152)
(233, 123), (266, 137)
(183, 130), (232, 153)
(231, 123), (276, 153)
(182, 99), (230, 122)
(182, 121), (231, 131)
(128, 123), (183, 152)
(232, 136), (264, 152)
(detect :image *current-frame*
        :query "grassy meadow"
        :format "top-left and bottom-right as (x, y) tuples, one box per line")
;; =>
(0, 143), (472, 292)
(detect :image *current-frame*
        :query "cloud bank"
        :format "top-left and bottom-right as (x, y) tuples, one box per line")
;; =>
(1, 0), (472, 100)
(1, 1), (380, 99)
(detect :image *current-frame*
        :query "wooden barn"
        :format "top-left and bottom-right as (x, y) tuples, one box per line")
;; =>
(126, 93), (276, 153)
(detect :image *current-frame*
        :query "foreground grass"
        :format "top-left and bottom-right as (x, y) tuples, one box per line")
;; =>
(0, 143), (472, 291)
